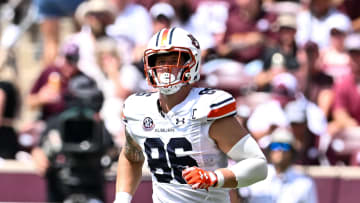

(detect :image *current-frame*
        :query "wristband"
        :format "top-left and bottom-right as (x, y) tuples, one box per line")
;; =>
(214, 170), (225, 188)
(114, 192), (133, 203)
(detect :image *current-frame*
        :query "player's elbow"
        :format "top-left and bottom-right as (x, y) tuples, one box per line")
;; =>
(229, 157), (268, 188)
(119, 147), (145, 165)
(254, 157), (268, 182)
(242, 157), (268, 186)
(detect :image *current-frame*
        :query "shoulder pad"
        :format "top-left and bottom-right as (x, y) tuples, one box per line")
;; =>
(193, 88), (237, 121)
(122, 91), (158, 124)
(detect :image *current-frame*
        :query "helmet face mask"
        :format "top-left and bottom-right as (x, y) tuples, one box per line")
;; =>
(144, 28), (201, 95)
(144, 47), (194, 87)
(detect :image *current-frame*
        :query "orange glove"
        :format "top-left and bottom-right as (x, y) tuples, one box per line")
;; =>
(182, 166), (218, 190)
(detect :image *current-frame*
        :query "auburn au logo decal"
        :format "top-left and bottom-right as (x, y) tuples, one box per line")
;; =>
(187, 34), (200, 49)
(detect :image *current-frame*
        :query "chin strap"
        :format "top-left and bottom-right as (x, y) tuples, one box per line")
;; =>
(158, 83), (184, 95)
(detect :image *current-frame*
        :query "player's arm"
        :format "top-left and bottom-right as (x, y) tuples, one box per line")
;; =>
(183, 115), (267, 189)
(114, 128), (145, 203)
(210, 115), (267, 187)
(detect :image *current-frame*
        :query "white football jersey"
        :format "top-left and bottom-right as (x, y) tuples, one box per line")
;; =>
(122, 87), (237, 203)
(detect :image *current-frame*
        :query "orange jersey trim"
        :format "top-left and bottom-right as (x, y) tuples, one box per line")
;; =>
(208, 102), (237, 118)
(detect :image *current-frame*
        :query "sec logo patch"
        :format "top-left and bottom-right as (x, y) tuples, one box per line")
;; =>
(143, 117), (155, 131)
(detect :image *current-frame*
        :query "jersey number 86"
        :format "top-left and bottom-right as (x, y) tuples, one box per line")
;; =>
(144, 137), (198, 184)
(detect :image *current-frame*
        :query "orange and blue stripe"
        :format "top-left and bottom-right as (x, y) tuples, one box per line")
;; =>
(208, 97), (237, 120)
(156, 28), (176, 47)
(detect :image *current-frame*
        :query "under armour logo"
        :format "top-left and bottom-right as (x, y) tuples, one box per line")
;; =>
(176, 118), (185, 125)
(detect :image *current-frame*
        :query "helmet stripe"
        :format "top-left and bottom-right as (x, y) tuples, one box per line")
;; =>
(161, 28), (170, 46)
(169, 27), (176, 44)
(155, 30), (161, 46)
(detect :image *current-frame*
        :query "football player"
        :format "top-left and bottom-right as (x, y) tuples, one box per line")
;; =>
(114, 27), (267, 203)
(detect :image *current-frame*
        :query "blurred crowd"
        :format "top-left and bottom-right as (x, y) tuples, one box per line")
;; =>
(1, 0), (360, 201)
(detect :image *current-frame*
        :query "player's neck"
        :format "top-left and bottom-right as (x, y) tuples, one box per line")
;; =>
(159, 85), (192, 113)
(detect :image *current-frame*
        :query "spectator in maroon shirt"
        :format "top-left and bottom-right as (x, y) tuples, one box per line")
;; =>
(27, 42), (81, 121)
(298, 42), (334, 119)
(218, 0), (277, 63)
(331, 33), (360, 134)
(338, 0), (360, 32)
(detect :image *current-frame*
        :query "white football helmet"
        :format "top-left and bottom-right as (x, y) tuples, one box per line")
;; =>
(144, 27), (201, 95)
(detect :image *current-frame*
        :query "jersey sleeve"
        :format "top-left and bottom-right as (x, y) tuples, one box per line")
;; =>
(121, 93), (137, 127)
(121, 91), (157, 127)
(205, 89), (237, 121)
